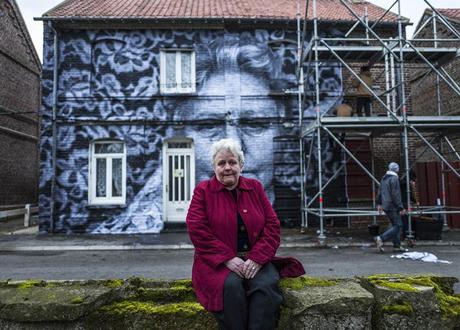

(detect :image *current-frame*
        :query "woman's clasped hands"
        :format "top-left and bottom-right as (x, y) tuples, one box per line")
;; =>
(224, 257), (262, 279)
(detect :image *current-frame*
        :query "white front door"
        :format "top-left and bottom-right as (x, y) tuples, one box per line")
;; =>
(163, 140), (195, 222)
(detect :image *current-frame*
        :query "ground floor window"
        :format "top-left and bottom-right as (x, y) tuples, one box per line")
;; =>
(89, 140), (126, 205)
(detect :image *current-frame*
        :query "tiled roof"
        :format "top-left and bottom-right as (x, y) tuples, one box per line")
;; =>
(413, 8), (460, 35)
(438, 8), (460, 21)
(42, 0), (402, 23)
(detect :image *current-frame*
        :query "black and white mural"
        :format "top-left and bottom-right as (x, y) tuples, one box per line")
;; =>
(39, 26), (343, 234)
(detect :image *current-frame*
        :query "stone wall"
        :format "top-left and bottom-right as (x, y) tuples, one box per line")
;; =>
(0, 275), (459, 329)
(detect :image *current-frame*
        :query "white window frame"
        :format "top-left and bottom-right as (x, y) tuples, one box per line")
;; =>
(160, 50), (196, 94)
(89, 140), (126, 205)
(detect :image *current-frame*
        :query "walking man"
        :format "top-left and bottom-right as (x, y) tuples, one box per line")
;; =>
(375, 162), (407, 252)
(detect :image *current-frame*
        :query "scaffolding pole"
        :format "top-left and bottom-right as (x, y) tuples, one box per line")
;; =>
(299, 0), (460, 242)
(396, 0), (414, 239)
(313, 0), (325, 242)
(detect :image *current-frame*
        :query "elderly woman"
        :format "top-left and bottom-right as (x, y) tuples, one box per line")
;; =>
(186, 138), (305, 330)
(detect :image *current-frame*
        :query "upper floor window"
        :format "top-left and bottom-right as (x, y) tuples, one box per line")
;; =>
(160, 50), (196, 94)
(89, 141), (126, 205)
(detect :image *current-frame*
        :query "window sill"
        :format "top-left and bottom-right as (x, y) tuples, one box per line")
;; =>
(160, 91), (197, 96)
(87, 204), (127, 209)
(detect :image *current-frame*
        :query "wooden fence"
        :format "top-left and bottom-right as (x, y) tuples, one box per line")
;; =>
(416, 162), (460, 228)
(0, 204), (38, 227)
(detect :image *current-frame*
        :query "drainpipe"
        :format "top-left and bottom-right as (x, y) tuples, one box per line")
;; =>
(48, 21), (59, 233)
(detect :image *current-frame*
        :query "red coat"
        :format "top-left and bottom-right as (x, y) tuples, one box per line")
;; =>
(186, 176), (305, 312)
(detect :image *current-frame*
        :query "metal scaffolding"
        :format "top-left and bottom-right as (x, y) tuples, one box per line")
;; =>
(297, 0), (460, 242)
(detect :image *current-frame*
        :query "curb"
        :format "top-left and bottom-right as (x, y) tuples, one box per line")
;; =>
(0, 241), (456, 252)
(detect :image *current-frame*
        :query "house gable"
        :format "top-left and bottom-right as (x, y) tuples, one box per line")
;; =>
(0, 0), (41, 74)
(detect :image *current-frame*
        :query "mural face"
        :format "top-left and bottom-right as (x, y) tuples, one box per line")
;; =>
(39, 26), (343, 234)
(176, 71), (280, 200)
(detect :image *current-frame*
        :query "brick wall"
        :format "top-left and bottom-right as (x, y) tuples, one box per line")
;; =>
(0, 0), (41, 205)
(411, 16), (460, 162)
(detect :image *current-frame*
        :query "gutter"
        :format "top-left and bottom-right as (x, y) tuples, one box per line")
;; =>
(34, 16), (406, 27)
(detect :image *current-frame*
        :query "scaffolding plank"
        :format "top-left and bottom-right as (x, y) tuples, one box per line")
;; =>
(301, 116), (460, 137)
(312, 45), (458, 64)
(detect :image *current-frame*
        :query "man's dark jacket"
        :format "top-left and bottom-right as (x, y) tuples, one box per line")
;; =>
(377, 172), (404, 211)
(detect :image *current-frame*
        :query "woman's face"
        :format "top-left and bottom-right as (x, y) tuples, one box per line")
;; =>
(213, 149), (242, 190)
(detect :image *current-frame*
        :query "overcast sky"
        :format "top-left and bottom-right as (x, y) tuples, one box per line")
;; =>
(15, 0), (460, 63)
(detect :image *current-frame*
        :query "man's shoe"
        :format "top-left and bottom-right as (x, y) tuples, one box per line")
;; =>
(375, 236), (384, 252)
(393, 246), (409, 253)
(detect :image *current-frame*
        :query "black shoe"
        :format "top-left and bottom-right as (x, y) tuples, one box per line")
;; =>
(393, 246), (409, 253)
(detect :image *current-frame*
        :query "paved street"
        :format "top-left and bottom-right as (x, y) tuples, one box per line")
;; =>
(1, 246), (459, 292)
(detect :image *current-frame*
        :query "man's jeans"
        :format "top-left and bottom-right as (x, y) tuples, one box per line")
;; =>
(380, 209), (403, 247)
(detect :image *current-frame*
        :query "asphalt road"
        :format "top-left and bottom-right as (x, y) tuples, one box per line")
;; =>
(1, 246), (459, 292)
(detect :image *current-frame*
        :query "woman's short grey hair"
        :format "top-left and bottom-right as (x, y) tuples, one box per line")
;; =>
(210, 138), (245, 166)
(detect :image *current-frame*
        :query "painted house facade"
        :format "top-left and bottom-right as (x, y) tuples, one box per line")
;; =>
(0, 0), (41, 208)
(38, 0), (401, 234)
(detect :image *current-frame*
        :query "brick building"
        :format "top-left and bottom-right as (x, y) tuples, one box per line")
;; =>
(412, 8), (460, 156)
(410, 8), (460, 228)
(37, 0), (407, 234)
(412, 9), (460, 114)
(0, 0), (41, 207)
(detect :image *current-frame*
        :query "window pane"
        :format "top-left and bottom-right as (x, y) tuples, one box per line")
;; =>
(95, 143), (123, 154)
(181, 52), (192, 89)
(112, 158), (122, 197)
(180, 155), (185, 201)
(174, 156), (179, 202)
(169, 155), (173, 201)
(186, 155), (190, 201)
(165, 52), (176, 89)
(96, 158), (106, 197)
(168, 141), (191, 149)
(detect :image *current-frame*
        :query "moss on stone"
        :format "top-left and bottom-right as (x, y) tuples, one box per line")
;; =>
(171, 280), (193, 288)
(17, 280), (46, 290)
(99, 301), (204, 318)
(102, 279), (124, 289)
(47, 293), (57, 301)
(367, 274), (405, 279)
(279, 276), (338, 290)
(70, 297), (84, 304)
(382, 300), (414, 315)
(127, 276), (145, 288)
(135, 286), (196, 303)
(368, 280), (418, 292)
(366, 274), (460, 318)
